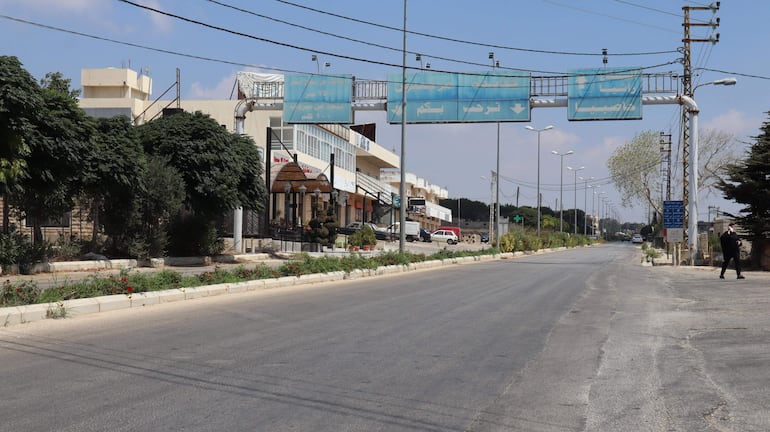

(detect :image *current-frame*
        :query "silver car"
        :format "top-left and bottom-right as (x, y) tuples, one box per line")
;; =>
(431, 229), (459, 245)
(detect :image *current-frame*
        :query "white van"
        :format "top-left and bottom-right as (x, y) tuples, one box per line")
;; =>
(387, 221), (421, 242)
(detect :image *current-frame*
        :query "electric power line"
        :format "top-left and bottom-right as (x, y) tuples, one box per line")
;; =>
(270, 0), (679, 57)
(117, 0), (682, 79)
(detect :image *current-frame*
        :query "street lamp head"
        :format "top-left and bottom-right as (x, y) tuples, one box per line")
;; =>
(550, 150), (558, 155)
(565, 150), (574, 155)
(526, 125), (555, 132)
(695, 77), (737, 93)
(714, 77), (737, 86)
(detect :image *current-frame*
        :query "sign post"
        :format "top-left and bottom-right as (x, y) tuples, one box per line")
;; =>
(664, 200), (685, 265)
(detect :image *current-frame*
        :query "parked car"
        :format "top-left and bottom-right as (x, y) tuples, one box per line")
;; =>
(431, 229), (459, 245)
(337, 222), (391, 241)
(480, 232), (490, 243)
(631, 234), (644, 244)
(419, 228), (432, 242)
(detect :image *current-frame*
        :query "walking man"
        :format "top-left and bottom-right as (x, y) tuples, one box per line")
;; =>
(720, 223), (744, 279)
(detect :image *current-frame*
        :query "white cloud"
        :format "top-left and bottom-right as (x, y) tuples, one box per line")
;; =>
(704, 109), (761, 138)
(0, 0), (103, 12)
(189, 74), (237, 100)
(141, 0), (173, 33)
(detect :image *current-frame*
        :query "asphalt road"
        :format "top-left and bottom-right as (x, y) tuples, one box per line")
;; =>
(1, 243), (768, 431)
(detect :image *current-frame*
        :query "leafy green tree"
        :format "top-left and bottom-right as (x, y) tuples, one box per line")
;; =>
(440, 198), (489, 222)
(39, 72), (81, 99)
(81, 115), (145, 247)
(137, 111), (266, 218)
(719, 115), (770, 263)
(0, 56), (42, 233)
(137, 111), (266, 255)
(102, 156), (185, 258)
(11, 72), (92, 243)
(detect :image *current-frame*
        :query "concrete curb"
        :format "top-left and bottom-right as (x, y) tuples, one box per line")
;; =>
(0, 246), (581, 327)
(4, 254), (275, 276)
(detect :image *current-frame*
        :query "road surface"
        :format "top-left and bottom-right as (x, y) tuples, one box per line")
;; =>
(1, 243), (768, 431)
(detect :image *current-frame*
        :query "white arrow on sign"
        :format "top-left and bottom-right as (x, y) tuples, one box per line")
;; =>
(510, 103), (526, 114)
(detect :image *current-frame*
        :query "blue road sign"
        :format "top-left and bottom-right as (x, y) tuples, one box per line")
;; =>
(663, 200), (684, 228)
(283, 74), (353, 123)
(387, 71), (531, 123)
(568, 67), (642, 121)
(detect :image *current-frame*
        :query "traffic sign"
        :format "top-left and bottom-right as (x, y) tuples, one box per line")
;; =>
(663, 200), (684, 228)
(567, 67), (642, 121)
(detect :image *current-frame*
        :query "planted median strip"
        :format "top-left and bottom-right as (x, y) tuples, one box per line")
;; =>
(1, 249), (502, 325)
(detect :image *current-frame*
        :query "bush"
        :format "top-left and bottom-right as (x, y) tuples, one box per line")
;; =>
(0, 226), (52, 273)
(0, 279), (41, 306)
(167, 213), (224, 257)
(307, 209), (339, 245)
(0, 227), (28, 268)
(49, 234), (88, 262)
(348, 225), (377, 247)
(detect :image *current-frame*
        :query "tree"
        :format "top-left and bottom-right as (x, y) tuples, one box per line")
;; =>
(0, 56), (42, 233)
(698, 128), (741, 198)
(719, 115), (770, 250)
(39, 72), (80, 100)
(10, 72), (92, 243)
(608, 130), (662, 217)
(137, 111), (266, 218)
(81, 115), (145, 247)
(101, 155), (185, 258)
(608, 129), (740, 219)
(137, 111), (266, 255)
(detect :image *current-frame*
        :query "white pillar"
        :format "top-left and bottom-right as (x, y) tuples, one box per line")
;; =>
(232, 100), (253, 254)
(680, 95), (699, 265)
(689, 107), (699, 265)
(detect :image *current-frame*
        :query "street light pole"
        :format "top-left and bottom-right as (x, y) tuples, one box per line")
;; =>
(581, 177), (594, 235)
(490, 52), (502, 246)
(481, 173), (495, 244)
(567, 166), (584, 234)
(684, 77), (737, 264)
(551, 150), (573, 232)
(525, 125), (554, 236)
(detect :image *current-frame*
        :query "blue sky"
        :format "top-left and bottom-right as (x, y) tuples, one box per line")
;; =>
(2, 0), (768, 223)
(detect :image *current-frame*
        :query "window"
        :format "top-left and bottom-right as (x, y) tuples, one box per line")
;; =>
(25, 212), (71, 228)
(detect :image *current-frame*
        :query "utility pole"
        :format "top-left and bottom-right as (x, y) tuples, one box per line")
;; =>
(659, 132), (672, 202)
(681, 2), (720, 256)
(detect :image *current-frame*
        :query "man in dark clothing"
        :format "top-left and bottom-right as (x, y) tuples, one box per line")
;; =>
(720, 223), (744, 279)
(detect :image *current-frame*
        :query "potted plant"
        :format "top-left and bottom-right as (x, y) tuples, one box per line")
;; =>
(348, 225), (377, 250)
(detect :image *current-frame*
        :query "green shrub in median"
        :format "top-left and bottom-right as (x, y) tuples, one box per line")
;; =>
(0, 244), (581, 308)
(1, 279), (41, 306)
